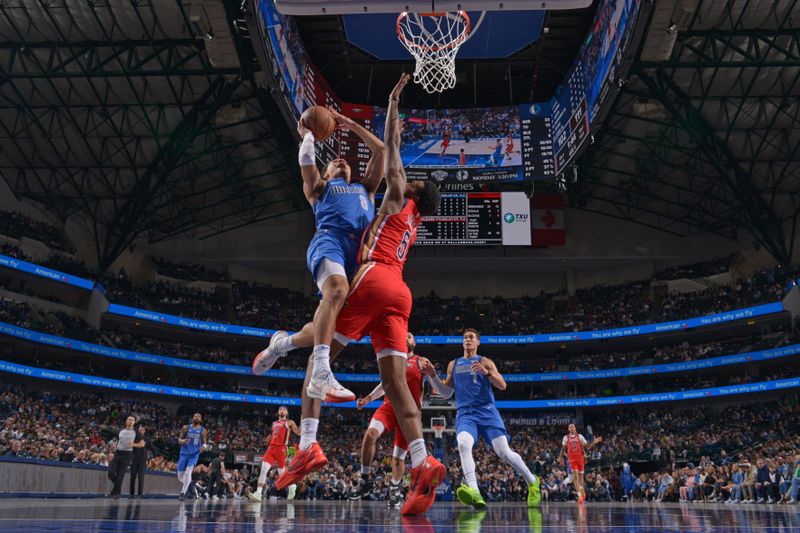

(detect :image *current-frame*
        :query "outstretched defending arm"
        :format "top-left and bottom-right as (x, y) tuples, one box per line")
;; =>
(379, 73), (411, 216)
(422, 360), (454, 399)
(329, 108), (385, 196)
(357, 382), (386, 409)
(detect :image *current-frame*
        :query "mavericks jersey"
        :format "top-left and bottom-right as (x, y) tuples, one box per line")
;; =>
(385, 355), (424, 408)
(313, 177), (374, 235)
(269, 419), (290, 449)
(181, 424), (204, 456)
(359, 199), (421, 269)
(453, 355), (496, 410)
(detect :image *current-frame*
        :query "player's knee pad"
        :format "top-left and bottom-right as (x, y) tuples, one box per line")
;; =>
(368, 419), (386, 437)
(456, 431), (475, 454)
(392, 446), (407, 460)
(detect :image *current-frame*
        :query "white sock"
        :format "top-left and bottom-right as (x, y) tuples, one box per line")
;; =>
(491, 435), (536, 484)
(361, 465), (372, 476)
(457, 432), (479, 491)
(391, 477), (402, 486)
(258, 463), (271, 487)
(311, 345), (331, 378)
(275, 334), (297, 354)
(181, 466), (193, 494)
(299, 418), (319, 450)
(408, 438), (427, 469)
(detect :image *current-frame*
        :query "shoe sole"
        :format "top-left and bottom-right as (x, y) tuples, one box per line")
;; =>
(306, 384), (356, 403)
(252, 331), (287, 375)
(275, 454), (329, 490)
(456, 487), (486, 509)
(402, 463), (446, 515)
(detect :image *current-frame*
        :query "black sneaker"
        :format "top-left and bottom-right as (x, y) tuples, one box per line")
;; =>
(389, 485), (402, 508)
(178, 493), (186, 501)
(360, 478), (372, 498)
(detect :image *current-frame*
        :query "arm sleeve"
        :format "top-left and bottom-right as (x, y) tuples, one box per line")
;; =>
(298, 131), (316, 166)
(427, 375), (454, 399)
(367, 382), (385, 401)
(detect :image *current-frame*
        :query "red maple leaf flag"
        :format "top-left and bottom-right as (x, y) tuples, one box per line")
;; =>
(532, 193), (565, 246)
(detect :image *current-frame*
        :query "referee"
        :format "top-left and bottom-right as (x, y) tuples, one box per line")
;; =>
(109, 416), (141, 498)
(129, 425), (152, 498)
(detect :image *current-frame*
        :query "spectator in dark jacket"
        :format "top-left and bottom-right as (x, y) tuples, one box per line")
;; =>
(755, 458), (771, 502)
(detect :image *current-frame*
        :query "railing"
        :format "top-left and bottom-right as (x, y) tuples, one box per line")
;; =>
(2, 320), (798, 383)
(1, 357), (798, 410)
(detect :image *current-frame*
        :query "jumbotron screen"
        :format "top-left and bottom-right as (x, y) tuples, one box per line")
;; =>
(253, 0), (640, 183)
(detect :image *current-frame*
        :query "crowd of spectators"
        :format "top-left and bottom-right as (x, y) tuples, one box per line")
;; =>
(232, 281), (316, 333)
(0, 211), (74, 253)
(654, 255), (737, 282)
(91, 265), (795, 336)
(2, 382), (798, 504)
(0, 296), (795, 382)
(152, 257), (229, 283)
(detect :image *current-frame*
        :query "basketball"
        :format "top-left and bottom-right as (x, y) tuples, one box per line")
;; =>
(301, 106), (336, 141)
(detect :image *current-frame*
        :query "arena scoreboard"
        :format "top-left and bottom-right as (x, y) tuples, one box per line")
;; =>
(255, 0), (641, 182)
(377, 191), (531, 246)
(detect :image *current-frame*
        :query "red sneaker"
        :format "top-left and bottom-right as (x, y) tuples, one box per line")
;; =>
(401, 455), (446, 516)
(275, 442), (328, 490)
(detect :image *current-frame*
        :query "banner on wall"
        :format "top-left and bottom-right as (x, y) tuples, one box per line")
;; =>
(0, 357), (797, 410)
(501, 192), (532, 246)
(2, 320), (800, 383)
(106, 301), (785, 344)
(532, 193), (565, 246)
(0, 254), (94, 290)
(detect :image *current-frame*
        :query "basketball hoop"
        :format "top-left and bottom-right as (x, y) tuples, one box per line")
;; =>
(396, 11), (471, 94)
(431, 416), (446, 439)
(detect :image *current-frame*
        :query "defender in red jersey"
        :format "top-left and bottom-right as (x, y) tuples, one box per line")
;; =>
(356, 333), (434, 507)
(276, 74), (444, 516)
(558, 423), (602, 504)
(250, 406), (300, 501)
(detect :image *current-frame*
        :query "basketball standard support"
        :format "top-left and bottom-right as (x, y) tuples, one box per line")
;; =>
(274, 0), (592, 15)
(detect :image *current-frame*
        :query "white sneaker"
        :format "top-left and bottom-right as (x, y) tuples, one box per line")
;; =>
(212, 496), (219, 500)
(757, 498), (765, 503)
(249, 492), (261, 502)
(564, 475), (573, 485)
(306, 372), (355, 403)
(252, 330), (289, 375)
(788, 499), (797, 504)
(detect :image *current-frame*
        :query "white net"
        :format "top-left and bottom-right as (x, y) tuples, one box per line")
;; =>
(396, 11), (470, 94)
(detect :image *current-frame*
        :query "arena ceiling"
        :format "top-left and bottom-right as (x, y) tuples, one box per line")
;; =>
(570, 0), (800, 265)
(293, 6), (596, 108)
(0, 0), (798, 269)
(0, 0), (305, 270)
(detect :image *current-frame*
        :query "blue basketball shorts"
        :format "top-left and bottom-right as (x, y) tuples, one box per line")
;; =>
(177, 453), (199, 473)
(306, 229), (360, 288)
(455, 405), (508, 444)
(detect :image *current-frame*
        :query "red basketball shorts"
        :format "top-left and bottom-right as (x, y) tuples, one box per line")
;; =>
(568, 455), (585, 473)
(372, 402), (408, 451)
(263, 446), (287, 469)
(335, 262), (411, 358)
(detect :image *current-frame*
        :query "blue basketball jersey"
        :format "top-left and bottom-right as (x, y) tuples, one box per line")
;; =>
(312, 177), (374, 235)
(453, 356), (496, 410)
(180, 424), (204, 456)
(493, 144), (503, 158)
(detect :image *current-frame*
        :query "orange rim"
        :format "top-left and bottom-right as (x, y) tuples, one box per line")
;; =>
(396, 11), (471, 52)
